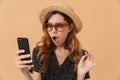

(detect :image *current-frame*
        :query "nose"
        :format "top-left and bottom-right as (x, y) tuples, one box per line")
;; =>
(51, 27), (57, 33)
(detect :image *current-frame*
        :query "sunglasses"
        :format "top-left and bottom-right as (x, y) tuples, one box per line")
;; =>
(44, 22), (70, 32)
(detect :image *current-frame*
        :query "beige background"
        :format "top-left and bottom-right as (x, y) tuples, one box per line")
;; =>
(0, 0), (120, 80)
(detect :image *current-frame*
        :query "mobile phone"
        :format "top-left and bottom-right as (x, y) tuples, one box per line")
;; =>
(17, 37), (31, 62)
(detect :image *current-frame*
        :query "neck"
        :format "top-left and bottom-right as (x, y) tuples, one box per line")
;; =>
(55, 45), (69, 54)
(56, 45), (65, 51)
(55, 42), (66, 51)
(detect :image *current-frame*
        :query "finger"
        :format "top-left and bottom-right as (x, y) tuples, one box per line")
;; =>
(16, 59), (32, 65)
(89, 52), (94, 63)
(86, 51), (92, 61)
(80, 55), (87, 63)
(90, 53), (98, 64)
(16, 64), (28, 69)
(16, 64), (33, 69)
(16, 50), (25, 56)
(15, 56), (21, 62)
(21, 60), (32, 65)
(15, 54), (31, 62)
(16, 64), (26, 69)
(92, 58), (98, 67)
(19, 54), (31, 60)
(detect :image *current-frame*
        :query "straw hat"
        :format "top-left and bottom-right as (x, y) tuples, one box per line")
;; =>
(39, 4), (83, 33)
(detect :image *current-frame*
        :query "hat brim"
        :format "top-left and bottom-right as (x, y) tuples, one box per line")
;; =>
(39, 4), (83, 33)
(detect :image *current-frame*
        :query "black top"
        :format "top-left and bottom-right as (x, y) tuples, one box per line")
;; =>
(31, 48), (90, 80)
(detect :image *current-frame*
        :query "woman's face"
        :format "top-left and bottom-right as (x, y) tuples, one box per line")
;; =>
(46, 13), (72, 47)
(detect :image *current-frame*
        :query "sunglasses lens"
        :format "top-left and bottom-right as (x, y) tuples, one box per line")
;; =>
(44, 23), (53, 31)
(44, 23), (69, 32)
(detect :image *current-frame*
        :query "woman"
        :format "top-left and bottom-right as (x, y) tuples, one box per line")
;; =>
(15, 4), (97, 80)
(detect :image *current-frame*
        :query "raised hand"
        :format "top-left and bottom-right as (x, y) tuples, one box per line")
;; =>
(77, 51), (98, 75)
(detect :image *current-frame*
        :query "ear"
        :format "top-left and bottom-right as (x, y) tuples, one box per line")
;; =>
(68, 23), (73, 32)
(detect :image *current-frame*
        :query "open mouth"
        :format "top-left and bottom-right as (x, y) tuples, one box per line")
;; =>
(52, 36), (57, 41)
(52, 36), (59, 44)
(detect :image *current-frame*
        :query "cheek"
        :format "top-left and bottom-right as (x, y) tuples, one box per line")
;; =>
(60, 31), (69, 41)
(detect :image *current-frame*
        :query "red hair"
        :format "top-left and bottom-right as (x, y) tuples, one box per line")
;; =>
(36, 11), (83, 74)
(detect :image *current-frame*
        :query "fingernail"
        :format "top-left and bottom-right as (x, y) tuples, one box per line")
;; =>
(27, 54), (31, 56)
(21, 50), (25, 52)
(85, 51), (88, 55)
(32, 65), (34, 67)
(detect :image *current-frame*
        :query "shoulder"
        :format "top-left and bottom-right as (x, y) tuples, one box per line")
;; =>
(32, 46), (44, 59)
(32, 47), (39, 57)
(33, 47), (38, 53)
(32, 47), (39, 60)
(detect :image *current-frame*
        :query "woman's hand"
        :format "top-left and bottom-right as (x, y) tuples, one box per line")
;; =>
(15, 50), (33, 73)
(78, 51), (98, 76)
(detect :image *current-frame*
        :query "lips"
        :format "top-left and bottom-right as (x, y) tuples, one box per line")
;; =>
(52, 36), (59, 44)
